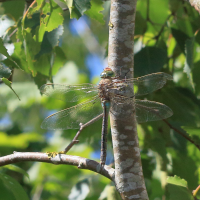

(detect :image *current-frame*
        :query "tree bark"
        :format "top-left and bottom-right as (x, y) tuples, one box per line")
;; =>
(108, 0), (149, 199)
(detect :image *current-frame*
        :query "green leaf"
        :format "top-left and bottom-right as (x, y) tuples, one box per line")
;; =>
(40, 0), (64, 32)
(0, 63), (12, 78)
(23, 28), (41, 76)
(0, 37), (11, 59)
(0, 173), (29, 200)
(33, 72), (49, 89)
(85, 0), (104, 24)
(135, 11), (147, 35)
(2, 165), (29, 180)
(184, 37), (195, 90)
(99, 183), (121, 200)
(167, 176), (188, 187)
(171, 28), (190, 53)
(0, 132), (43, 148)
(66, 0), (91, 19)
(158, 87), (200, 126)
(0, 15), (15, 37)
(192, 61), (200, 95)
(181, 126), (200, 145)
(134, 46), (167, 76)
(182, 126), (200, 137)
(52, 46), (67, 75)
(167, 176), (193, 200)
(1, 1), (25, 21)
(36, 25), (64, 57)
(68, 179), (90, 199)
(137, 0), (169, 24)
(0, 37), (20, 69)
(169, 0), (181, 13)
(5, 42), (28, 72)
(1, 78), (20, 100)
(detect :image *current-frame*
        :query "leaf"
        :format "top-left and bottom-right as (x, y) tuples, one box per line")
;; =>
(0, 37), (20, 69)
(0, 15), (15, 37)
(137, 0), (169, 24)
(182, 126), (200, 136)
(0, 37), (11, 59)
(68, 179), (90, 200)
(0, 173), (29, 200)
(134, 46), (167, 76)
(52, 46), (67, 75)
(167, 176), (188, 187)
(135, 11), (147, 36)
(39, 0), (64, 32)
(85, 0), (104, 24)
(0, 63), (12, 78)
(1, 1), (25, 21)
(33, 72), (49, 89)
(157, 87), (200, 126)
(167, 176), (193, 200)
(181, 126), (200, 145)
(99, 184), (121, 200)
(0, 132), (43, 148)
(1, 77), (21, 100)
(184, 37), (195, 90)
(192, 61), (200, 96)
(22, 28), (41, 76)
(66, 0), (91, 19)
(36, 25), (64, 57)
(171, 28), (190, 53)
(169, 0), (181, 13)
(2, 165), (29, 179)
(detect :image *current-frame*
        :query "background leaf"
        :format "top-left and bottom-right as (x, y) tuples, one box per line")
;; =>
(0, 173), (29, 200)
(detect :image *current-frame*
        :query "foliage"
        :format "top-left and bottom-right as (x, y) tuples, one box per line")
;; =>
(0, 0), (200, 199)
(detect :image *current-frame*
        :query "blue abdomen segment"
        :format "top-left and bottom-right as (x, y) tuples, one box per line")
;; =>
(101, 101), (111, 110)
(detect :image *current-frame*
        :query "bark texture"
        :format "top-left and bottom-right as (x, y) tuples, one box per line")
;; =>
(108, 0), (149, 199)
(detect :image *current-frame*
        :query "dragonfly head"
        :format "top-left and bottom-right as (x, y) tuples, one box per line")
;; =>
(100, 67), (115, 78)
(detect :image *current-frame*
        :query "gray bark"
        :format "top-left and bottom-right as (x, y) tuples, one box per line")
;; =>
(108, 0), (149, 199)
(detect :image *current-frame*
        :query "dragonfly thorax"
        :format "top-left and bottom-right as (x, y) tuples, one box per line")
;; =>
(98, 77), (113, 101)
(100, 67), (115, 78)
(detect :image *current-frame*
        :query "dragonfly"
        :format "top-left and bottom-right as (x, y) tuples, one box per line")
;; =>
(40, 67), (173, 165)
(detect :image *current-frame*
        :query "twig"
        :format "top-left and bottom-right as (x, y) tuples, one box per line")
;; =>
(62, 8), (69, 11)
(9, 28), (17, 38)
(0, 152), (115, 180)
(163, 119), (200, 150)
(23, 0), (36, 20)
(61, 113), (103, 154)
(153, 13), (173, 41)
(193, 185), (200, 199)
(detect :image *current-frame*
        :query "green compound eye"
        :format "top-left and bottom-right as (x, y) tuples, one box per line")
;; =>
(106, 70), (114, 77)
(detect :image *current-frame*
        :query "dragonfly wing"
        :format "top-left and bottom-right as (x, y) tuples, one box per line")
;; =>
(40, 83), (98, 102)
(121, 72), (173, 96)
(41, 96), (103, 130)
(135, 99), (173, 123)
(110, 96), (135, 119)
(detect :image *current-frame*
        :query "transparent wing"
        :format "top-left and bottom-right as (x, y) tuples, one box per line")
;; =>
(40, 83), (98, 102)
(41, 96), (103, 130)
(135, 99), (173, 123)
(111, 72), (173, 97)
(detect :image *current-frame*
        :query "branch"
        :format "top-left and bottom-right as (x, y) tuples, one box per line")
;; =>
(0, 152), (115, 181)
(61, 114), (103, 154)
(163, 119), (200, 150)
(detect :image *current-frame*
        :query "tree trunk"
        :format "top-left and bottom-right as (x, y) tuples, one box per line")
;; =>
(108, 0), (149, 199)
